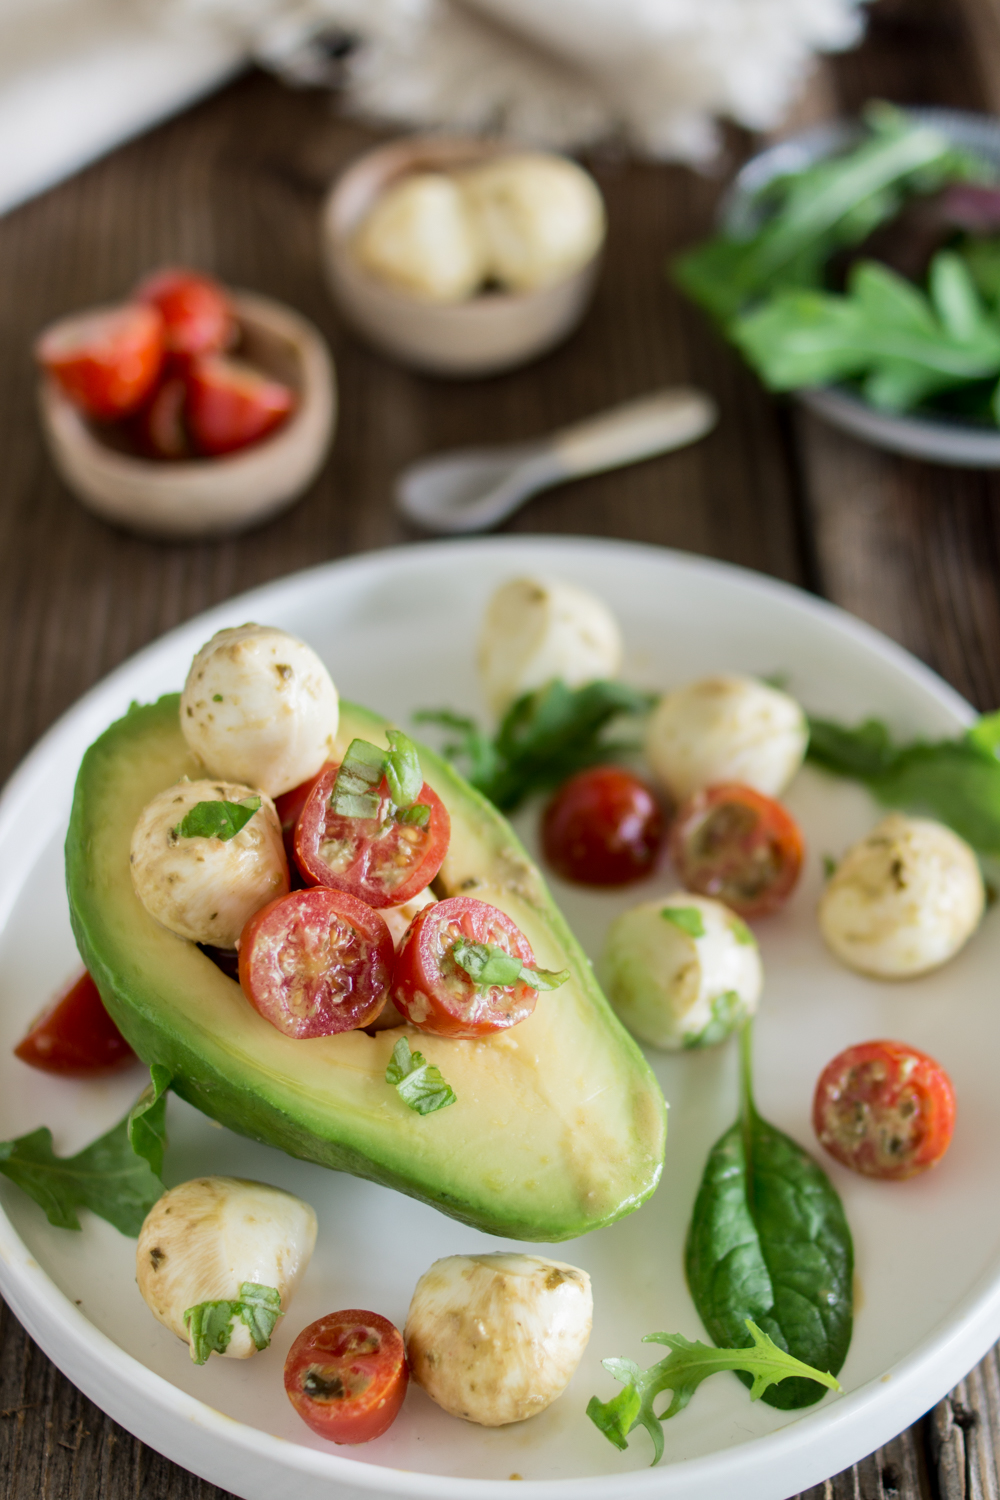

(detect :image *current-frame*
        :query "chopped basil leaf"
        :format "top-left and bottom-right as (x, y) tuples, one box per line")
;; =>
(212, 694), (223, 702)
(684, 991), (745, 1050)
(175, 796), (261, 842)
(662, 906), (706, 939)
(385, 730), (423, 808)
(331, 739), (387, 819)
(385, 1037), (456, 1115)
(395, 803), (430, 828)
(183, 1281), (283, 1364)
(451, 939), (568, 993)
(730, 917), (755, 946)
(587, 1319), (840, 1467)
(822, 854), (838, 879)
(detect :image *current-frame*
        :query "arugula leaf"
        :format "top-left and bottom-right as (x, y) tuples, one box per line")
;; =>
(685, 1024), (853, 1410)
(661, 906), (705, 938)
(587, 1318), (841, 1465)
(416, 679), (655, 813)
(806, 711), (1000, 855)
(0, 1079), (168, 1236)
(175, 796), (261, 842)
(385, 1037), (457, 1115)
(183, 1281), (283, 1365)
(127, 1064), (171, 1178)
(450, 939), (568, 993)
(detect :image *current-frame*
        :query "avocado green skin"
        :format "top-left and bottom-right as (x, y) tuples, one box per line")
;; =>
(66, 694), (666, 1241)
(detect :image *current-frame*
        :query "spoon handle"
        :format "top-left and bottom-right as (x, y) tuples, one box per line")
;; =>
(550, 387), (717, 478)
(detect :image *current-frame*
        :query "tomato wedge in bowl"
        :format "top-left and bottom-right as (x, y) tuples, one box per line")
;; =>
(239, 887), (394, 1037)
(14, 969), (137, 1075)
(392, 895), (565, 1039)
(669, 782), (804, 917)
(295, 763), (450, 909)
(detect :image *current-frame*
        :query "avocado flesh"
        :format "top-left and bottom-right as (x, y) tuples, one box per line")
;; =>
(66, 694), (666, 1241)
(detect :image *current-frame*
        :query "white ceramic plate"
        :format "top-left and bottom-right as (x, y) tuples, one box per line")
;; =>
(0, 536), (997, 1500)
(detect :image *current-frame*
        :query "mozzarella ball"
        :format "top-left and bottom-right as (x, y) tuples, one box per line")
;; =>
(381, 886), (437, 951)
(819, 812), (984, 979)
(478, 576), (622, 717)
(460, 154), (605, 292)
(353, 172), (486, 302)
(405, 1252), (592, 1426)
(181, 625), (339, 797)
(137, 1177), (317, 1360)
(602, 891), (762, 1050)
(130, 778), (288, 948)
(645, 674), (807, 801)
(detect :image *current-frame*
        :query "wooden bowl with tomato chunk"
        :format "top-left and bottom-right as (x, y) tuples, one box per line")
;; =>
(37, 290), (336, 540)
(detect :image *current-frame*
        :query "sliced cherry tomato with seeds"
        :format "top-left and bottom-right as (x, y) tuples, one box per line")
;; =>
(284, 1310), (408, 1444)
(295, 763), (449, 910)
(239, 887), (393, 1038)
(392, 895), (543, 1038)
(813, 1040), (956, 1181)
(135, 267), (234, 360)
(542, 765), (664, 886)
(186, 354), (294, 456)
(36, 303), (164, 421)
(669, 782), (803, 917)
(15, 969), (137, 1075)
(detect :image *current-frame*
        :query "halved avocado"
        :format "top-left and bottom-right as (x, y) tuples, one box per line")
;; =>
(66, 694), (666, 1241)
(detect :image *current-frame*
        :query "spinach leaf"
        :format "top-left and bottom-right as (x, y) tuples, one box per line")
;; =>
(806, 712), (1000, 856)
(415, 679), (655, 813)
(0, 1073), (169, 1236)
(587, 1318), (841, 1465)
(685, 1025), (853, 1409)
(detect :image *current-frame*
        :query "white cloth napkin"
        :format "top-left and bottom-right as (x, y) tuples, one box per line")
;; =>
(0, 0), (869, 217)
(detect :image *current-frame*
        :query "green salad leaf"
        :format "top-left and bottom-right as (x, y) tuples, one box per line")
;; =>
(732, 253), (1000, 410)
(685, 1025), (853, 1410)
(661, 906), (706, 938)
(183, 1281), (283, 1364)
(332, 732), (425, 819)
(175, 796), (261, 842)
(385, 1037), (457, 1115)
(451, 939), (568, 993)
(587, 1318), (841, 1465)
(0, 1073), (169, 1236)
(806, 710), (1000, 855)
(415, 679), (655, 813)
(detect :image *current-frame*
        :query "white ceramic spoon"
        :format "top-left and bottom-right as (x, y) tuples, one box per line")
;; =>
(394, 385), (717, 533)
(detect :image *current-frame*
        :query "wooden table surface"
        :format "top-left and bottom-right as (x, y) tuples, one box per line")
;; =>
(1, 0), (999, 1495)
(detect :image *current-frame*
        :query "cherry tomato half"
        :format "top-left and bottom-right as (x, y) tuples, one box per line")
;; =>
(669, 782), (803, 917)
(392, 896), (541, 1039)
(186, 354), (294, 456)
(135, 267), (234, 360)
(239, 887), (393, 1038)
(36, 303), (164, 421)
(14, 970), (137, 1075)
(275, 769), (325, 862)
(813, 1040), (956, 1181)
(542, 765), (664, 886)
(284, 1310), (408, 1444)
(295, 764), (450, 911)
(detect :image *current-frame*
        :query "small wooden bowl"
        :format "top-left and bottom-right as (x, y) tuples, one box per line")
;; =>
(320, 137), (604, 378)
(38, 292), (336, 540)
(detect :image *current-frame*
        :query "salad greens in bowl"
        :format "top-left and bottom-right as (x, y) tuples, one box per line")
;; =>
(675, 103), (1000, 465)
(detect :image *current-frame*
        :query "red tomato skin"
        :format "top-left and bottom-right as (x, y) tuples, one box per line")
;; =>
(392, 896), (539, 1039)
(275, 768), (326, 863)
(134, 267), (234, 360)
(14, 970), (137, 1075)
(186, 355), (294, 456)
(812, 1040), (956, 1181)
(542, 765), (664, 886)
(295, 765), (450, 910)
(669, 782), (804, 918)
(284, 1310), (408, 1444)
(130, 375), (191, 459)
(36, 304), (164, 420)
(239, 888), (393, 1038)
